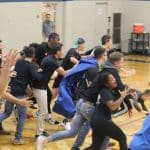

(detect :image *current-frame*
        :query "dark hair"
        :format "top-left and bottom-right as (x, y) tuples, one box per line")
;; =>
(143, 89), (150, 96)
(101, 35), (111, 45)
(76, 38), (85, 45)
(51, 43), (63, 55)
(93, 46), (106, 59)
(108, 51), (123, 64)
(48, 33), (60, 42)
(0, 40), (2, 43)
(23, 46), (35, 58)
(96, 71), (112, 88)
(29, 43), (39, 49)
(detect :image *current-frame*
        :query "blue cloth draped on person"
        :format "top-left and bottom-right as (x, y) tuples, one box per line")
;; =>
(53, 56), (98, 118)
(129, 115), (150, 150)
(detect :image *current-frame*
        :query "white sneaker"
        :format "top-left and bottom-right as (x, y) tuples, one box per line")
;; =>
(61, 122), (71, 130)
(36, 136), (47, 150)
(45, 117), (60, 125)
(60, 119), (71, 130)
(33, 111), (40, 118)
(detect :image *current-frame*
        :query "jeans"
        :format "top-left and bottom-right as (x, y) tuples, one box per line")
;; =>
(33, 88), (48, 135)
(72, 121), (91, 148)
(47, 99), (94, 141)
(72, 121), (110, 150)
(47, 99), (109, 150)
(0, 96), (26, 139)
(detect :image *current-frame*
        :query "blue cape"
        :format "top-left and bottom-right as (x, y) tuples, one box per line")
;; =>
(53, 56), (98, 118)
(129, 115), (150, 150)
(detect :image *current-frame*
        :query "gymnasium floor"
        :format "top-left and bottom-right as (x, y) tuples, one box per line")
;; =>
(0, 54), (150, 150)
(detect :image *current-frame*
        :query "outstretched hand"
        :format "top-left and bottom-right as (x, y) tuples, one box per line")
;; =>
(3, 49), (18, 68)
(19, 97), (33, 107)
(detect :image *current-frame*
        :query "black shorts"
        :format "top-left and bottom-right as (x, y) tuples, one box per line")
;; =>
(53, 75), (63, 88)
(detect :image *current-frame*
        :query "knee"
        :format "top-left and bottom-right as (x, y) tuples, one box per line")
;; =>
(18, 112), (27, 119)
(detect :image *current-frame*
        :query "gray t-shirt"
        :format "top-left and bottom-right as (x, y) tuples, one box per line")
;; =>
(42, 21), (55, 38)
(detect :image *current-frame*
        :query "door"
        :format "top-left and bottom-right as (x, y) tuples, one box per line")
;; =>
(94, 2), (108, 46)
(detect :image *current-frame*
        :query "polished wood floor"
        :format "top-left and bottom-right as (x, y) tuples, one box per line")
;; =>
(0, 55), (150, 150)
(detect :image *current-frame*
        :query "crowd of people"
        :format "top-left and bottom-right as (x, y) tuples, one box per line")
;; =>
(0, 32), (150, 150)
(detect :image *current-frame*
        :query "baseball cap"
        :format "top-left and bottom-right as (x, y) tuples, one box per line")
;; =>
(73, 37), (85, 48)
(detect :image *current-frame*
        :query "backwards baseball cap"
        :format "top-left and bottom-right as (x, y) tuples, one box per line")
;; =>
(73, 37), (85, 48)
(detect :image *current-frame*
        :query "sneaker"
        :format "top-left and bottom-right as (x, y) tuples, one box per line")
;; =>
(61, 118), (71, 130)
(11, 138), (26, 145)
(36, 136), (47, 150)
(30, 104), (37, 109)
(45, 117), (60, 125)
(35, 131), (49, 138)
(33, 111), (40, 118)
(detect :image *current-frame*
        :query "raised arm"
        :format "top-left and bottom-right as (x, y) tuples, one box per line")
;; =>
(0, 49), (18, 98)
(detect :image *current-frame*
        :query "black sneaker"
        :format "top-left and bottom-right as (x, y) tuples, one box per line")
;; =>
(35, 131), (49, 138)
(29, 104), (37, 109)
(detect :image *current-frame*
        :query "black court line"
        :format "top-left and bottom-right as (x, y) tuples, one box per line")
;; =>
(124, 59), (150, 63)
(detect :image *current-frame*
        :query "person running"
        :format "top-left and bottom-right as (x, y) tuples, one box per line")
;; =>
(132, 89), (150, 115)
(35, 46), (107, 150)
(74, 51), (133, 149)
(34, 33), (61, 124)
(0, 46), (42, 144)
(52, 37), (85, 100)
(84, 71), (129, 150)
(32, 43), (68, 138)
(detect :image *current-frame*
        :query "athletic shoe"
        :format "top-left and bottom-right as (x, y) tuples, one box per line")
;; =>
(36, 135), (47, 150)
(33, 111), (40, 118)
(61, 119), (71, 130)
(35, 131), (49, 138)
(11, 138), (26, 145)
(30, 104), (37, 109)
(45, 117), (60, 125)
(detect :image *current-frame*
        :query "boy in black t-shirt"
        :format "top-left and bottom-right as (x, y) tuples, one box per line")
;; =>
(0, 46), (42, 144)
(52, 38), (85, 100)
(34, 33), (60, 66)
(32, 43), (68, 137)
